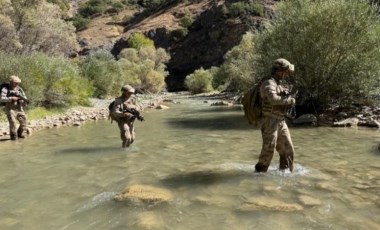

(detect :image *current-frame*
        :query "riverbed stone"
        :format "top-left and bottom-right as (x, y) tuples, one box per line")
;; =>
(136, 211), (164, 229)
(156, 105), (169, 109)
(238, 197), (303, 212)
(298, 195), (321, 206)
(332, 118), (359, 127)
(114, 184), (173, 204)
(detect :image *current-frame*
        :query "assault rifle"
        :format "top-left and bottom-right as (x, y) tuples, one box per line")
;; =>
(9, 92), (30, 104)
(280, 84), (298, 119)
(122, 108), (144, 121)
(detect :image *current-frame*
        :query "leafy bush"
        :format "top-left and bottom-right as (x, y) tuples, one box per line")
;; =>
(229, 2), (245, 17)
(71, 15), (91, 31)
(118, 47), (170, 93)
(185, 68), (214, 94)
(127, 32), (154, 49)
(246, 2), (264, 17)
(80, 50), (123, 98)
(0, 52), (93, 108)
(0, 1), (77, 55)
(212, 33), (256, 92)
(179, 14), (193, 28)
(253, 0), (380, 109)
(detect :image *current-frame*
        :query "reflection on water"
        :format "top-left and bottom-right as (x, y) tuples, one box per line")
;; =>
(0, 97), (379, 230)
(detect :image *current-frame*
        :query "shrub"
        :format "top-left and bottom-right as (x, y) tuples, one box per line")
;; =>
(118, 47), (169, 92)
(185, 68), (214, 94)
(80, 50), (123, 98)
(179, 14), (193, 28)
(127, 32), (154, 49)
(212, 33), (256, 92)
(0, 52), (93, 107)
(253, 0), (380, 109)
(71, 15), (91, 31)
(229, 2), (246, 17)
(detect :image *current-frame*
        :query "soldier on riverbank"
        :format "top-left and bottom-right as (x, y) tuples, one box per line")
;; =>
(0, 75), (28, 140)
(255, 58), (296, 172)
(110, 85), (143, 148)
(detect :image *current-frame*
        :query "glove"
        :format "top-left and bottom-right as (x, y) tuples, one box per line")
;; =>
(288, 97), (296, 106)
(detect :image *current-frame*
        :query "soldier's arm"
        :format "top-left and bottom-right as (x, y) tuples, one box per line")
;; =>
(263, 80), (294, 106)
(112, 100), (127, 119)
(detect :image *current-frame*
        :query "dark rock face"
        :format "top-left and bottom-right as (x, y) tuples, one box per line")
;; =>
(111, 2), (271, 91)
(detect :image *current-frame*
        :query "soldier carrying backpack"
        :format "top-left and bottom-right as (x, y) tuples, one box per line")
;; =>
(0, 75), (28, 140)
(245, 58), (297, 173)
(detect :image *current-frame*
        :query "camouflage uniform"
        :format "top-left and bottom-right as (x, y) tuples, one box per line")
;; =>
(255, 59), (296, 172)
(0, 77), (28, 140)
(111, 85), (141, 148)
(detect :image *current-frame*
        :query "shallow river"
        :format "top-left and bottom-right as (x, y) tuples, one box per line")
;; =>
(0, 97), (379, 230)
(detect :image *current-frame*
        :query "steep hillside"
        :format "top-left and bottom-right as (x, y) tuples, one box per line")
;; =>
(74, 0), (275, 91)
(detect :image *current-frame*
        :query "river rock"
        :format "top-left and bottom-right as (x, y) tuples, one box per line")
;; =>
(136, 211), (164, 229)
(292, 114), (317, 125)
(238, 197), (303, 212)
(298, 195), (322, 206)
(114, 184), (173, 204)
(156, 105), (169, 109)
(332, 117), (359, 127)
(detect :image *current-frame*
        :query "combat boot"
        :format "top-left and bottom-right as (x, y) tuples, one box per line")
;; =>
(10, 134), (17, 140)
(255, 163), (269, 173)
(17, 128), (25, 138)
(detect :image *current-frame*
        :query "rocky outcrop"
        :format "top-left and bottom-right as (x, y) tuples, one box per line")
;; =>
(112, 0), (274, 91)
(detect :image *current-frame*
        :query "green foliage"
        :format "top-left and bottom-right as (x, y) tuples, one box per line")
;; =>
(179, 14), (193, 28)
(71, 15), (91, 31)
(127, 32), (154, 50)
(213, 33), (256, 92)
(0, 52), (93, 108)
(227, 1), (264, 17)
(253, 0), (380, 109)
(80, 50), (123, 98)
(229, 1), (245, 17)
(78, 2), (107, 18)
(185, 68), (214, 94)
(47, 0), (70, 11)
(0, 0), (78, 55)
(118, 47), (170, 93)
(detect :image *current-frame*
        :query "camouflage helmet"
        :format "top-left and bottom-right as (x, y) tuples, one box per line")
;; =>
(121, 84), (135, 93)
(272, 58), (294, 72)
(9, 75), (21, 83)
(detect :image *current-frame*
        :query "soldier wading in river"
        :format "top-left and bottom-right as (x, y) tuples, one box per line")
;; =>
(0, 75), (29, 140)
(255, 58), (296, 173)
(110, 85), (143, 149)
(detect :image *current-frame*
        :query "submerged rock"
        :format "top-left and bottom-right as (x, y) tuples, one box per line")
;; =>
(136, 211), (164, 229)
(114, 184), (173, 204)
(298, 195), (322, 206)
(238, 197), (303, 212)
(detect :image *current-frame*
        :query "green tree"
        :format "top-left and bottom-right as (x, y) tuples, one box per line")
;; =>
(185, 68), (214, 94)
(254, 0), (380, 109)
(80, 50), (123, 98)
(0, 0), (77, 55)
(118, 47), (169, 93)
(213, 32), (256, 92)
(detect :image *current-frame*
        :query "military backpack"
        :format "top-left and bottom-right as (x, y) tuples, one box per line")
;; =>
(0, 83), (10, 106)
(242, 78), (267, 126)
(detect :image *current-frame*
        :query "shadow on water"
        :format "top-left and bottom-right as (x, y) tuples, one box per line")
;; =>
(58, 146), (118, 154)
(185, 105), (243, 114)
(160, 170), (249, 187)
(166, 114), (250, 130)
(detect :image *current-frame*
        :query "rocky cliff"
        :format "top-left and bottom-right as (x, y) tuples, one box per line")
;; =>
(75, 0), (275, 91)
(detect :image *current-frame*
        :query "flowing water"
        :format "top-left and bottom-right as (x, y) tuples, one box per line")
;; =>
(0, 97), (379, 230)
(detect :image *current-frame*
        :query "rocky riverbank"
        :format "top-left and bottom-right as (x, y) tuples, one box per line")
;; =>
(1, 91), (380, 141)
(0, 93), (176, 141)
